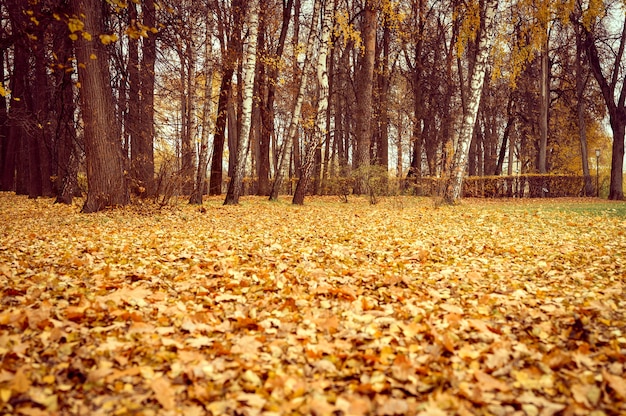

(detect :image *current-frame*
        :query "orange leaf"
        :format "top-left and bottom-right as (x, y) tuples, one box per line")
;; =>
(150, 377), (176, 410)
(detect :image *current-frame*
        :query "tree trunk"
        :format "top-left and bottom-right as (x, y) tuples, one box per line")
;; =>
(292, 0), (333, 205)
(73, 0), (129, 212)
(180, 40), (196, 195)
(580, 17), (626, 200)
(140, 0), (157, 196)
(538, 34), (549, 176)
(128, 1), (142, 194)
(224, 0), (260, 205)
(353, 1), (377, 195)
(53, 15), (79, 204)
(574, 24), (594, 196)
(2, 2), (30, 193)
(0, 48), (9, 190)
(190, 20), (214, 205)
(269, 0), (311, 201)
(209, 71), (233, 195)
(257, 1), (293, 195)
(443, 0), (498, 203)
(495, 95), (514, 175)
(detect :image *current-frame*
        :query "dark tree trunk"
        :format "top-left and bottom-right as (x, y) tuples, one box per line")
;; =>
(3, 39), (29, 193)
(128, 2), (143, 194)
(32, 31), (53, 198)
(53, 17), (79, 204)
(209, 71), (233, 195)
(73, 0), (129, 212)
(0, 48), (8, 189)
(2, 1), (31, 192)
(580, 18), (626, 200)
(353, 1), (377, 194)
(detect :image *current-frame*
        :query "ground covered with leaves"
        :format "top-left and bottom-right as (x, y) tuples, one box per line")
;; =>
(1, 193), (625, 416)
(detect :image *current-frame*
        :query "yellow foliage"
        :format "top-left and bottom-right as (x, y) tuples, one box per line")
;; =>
(334, 10), (361, 48)
(100, 33), (119, 45)
(0, 83), (10, 97)
(68, 17), (84, 33)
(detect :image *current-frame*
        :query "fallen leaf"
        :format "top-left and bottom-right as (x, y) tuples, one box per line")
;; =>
(150, 377), (176, 410)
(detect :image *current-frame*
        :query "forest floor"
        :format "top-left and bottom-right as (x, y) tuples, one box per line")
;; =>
(0, 193), (625, 416)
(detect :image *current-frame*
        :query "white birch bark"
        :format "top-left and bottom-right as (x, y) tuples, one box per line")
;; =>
(293, 0), (334, 204)
(444, 0), (498, 203)
(269, 0), (322, 201)
(224, 0), (260, 205)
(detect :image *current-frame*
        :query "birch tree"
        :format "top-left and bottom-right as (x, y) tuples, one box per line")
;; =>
(443, 0), (498, 204)
(224, 0), (260, 205)
(293, 0), (334, 205)
(269, 0), (320, 201)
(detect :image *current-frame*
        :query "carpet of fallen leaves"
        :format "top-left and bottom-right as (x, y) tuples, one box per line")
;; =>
(1, 193), (625, 416)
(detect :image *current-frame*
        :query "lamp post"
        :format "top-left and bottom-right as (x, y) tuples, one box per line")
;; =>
(595, 149), (601, 198)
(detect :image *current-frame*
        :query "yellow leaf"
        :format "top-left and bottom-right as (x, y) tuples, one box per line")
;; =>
(0, 388), (10, 403)
(82, 32), (92, 41)
(11, 367), (30, 394)
(603, 370), (626, 399)
(0, 84), (9, 97)
(99, 33), (119, 45)
(150, 377), (175, 410)
(68, 17), (84, 33)
(90, 53), (97, 60)
(475, 370), (510, 392)
(69, 33), (78, 41)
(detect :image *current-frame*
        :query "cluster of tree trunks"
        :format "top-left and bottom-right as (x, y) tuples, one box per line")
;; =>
(1, 0), (625, 212)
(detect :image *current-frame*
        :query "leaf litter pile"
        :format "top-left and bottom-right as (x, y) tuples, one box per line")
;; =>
(1, 193), (625, 416)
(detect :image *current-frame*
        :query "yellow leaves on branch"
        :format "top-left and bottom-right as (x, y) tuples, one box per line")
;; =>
(126, 23), (157, 40)
(100, 33), (119, 45)
(0, 84), (9, 98)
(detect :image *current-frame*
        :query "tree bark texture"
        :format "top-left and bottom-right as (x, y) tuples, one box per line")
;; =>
(224, 0), (260, 205)
(353, 1), (377, 195)
(443, 0), (498, 203)
(293, 0), (334, 205)
(73, 0), (129, 212)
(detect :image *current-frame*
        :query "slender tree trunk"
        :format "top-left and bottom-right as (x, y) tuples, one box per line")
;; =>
(140, 0), (157, 196)
(190, 20), (214, 205)
(495, 95), (514, 175)
(580, 18), (626, 200)
(292, 0), (333, 205)
(53, 15), (78, 204)
(32, 29), (53, 198)
(73, 0), (129, 212)
(128, 1), (142, 194)
(224, 0), (260, 205)
(256, 1), (293, 196)
(0, 48), (8, 190)
(375, 22), (391, 170)
(443, 0), (498, 203)
(538, 34), (549, 176)
(269, 0), (310, 201)
(180, 40), (196, 195)
(209, 71), (233, 195)
(574, 25), (593, 196)
(2, 1), (30, 192)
